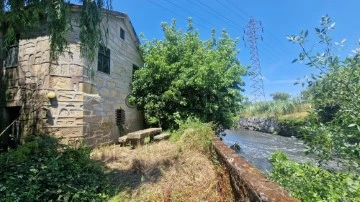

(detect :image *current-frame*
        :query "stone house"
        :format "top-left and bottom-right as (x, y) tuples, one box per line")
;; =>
(0, 5), (144, 147)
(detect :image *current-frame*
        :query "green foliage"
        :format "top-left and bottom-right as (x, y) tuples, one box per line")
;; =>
(277, 118), (306, 137)
(288, 15), (360, 167)
(0, 0), (111, 60)
(240, 97), (306, 118)
(0, 136), (113, 201)
(269, 152), (360, 202)
(270, 92), (291, 101)
(130, 19), (246, 129)
(173, 119), (214, 155)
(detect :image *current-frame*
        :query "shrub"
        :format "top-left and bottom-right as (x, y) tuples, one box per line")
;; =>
(289, 15), (360, 166)
(269, 152), (360, 202)
(0, 136), (113, 201)
(175, 120), (214, 156)
(270, 92), (291, 101)
(277, 118), (306, 137)
(131, 19), (246, 130)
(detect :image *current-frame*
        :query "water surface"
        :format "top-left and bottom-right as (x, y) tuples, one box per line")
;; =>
(223, 129), (314, 173)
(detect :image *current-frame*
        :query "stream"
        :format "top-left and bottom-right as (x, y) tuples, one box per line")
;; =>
(223, 129), (315, 173)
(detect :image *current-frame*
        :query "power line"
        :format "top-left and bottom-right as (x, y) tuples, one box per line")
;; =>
(163, 0), (221, 30)
(148, 0), (284, 63)
(192, 0), (281, 56)
(146, 0), (212, 31)
(193, 0), (242, 31)
(214, 0), (247, 22)
(225, 0), (251, 18)
(222, 0), (291, 54)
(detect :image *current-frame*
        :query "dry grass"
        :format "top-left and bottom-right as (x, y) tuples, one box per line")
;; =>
(91, 129), (233, 202)
(278, 111), (309, 120)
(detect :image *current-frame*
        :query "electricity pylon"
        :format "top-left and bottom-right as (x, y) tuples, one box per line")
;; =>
(243, 17), (266, 102)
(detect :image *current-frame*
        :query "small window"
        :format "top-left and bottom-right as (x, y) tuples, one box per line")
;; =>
(120, 28), (125, 40)
(98, 44), (110, 74)
(115, 108), (125, 125)
(132, 64), (139, 81)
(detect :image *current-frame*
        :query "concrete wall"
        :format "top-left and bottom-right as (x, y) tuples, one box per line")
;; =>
(212, 137), (298, 202)
(1, 10), (144, 147)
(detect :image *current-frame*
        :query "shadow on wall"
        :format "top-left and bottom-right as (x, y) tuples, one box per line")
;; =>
(1, 29), (50, 150)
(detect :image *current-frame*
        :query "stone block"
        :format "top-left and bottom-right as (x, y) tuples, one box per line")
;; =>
(50, 76), (73, 90)
(70, 64), (83, 76)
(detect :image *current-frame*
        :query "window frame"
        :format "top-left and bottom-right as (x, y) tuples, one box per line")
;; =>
(120, 27), (125, 40)
(97, 44), (111, 74)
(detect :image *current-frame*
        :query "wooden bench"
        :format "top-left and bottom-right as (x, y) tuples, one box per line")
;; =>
(154, 132), (171, 141)
(125, 128), (162, 147)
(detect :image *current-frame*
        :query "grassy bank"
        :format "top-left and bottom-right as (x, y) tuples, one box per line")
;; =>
(240, 98), (310, 119)
(93, 122), (233, 201)
(0, 122), (233, 201)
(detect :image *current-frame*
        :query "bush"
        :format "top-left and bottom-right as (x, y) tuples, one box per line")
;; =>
(270, 92), (291, 101)
(173, 120), (214, 156)
(269, 152), (360, 202)
(288, 15), (360, 166)
(0, 136), (113, 201)
(131, 19), (246, 130)
(277, 118), (306, 137)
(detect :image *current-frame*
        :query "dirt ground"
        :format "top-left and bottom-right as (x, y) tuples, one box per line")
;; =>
(91, 140), (233, 202)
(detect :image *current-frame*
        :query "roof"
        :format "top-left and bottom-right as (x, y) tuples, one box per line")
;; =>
(69, 4), (140, 46)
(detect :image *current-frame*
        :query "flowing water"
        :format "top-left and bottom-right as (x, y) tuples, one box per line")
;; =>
(223, 129), (315, 173)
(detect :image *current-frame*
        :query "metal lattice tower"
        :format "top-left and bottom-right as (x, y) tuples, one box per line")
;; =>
(243, 17), (266, 101)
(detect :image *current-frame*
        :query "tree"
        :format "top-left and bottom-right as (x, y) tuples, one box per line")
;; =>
(288, 15), (360, 168)
(130, 19), (246, 129)
(270, 92), (291, 101)
(0, 0), (111, 60)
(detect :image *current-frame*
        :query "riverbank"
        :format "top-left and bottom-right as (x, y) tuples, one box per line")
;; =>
(239, 116), (306, 137)
(91, 123), (234, 201)
(91, 139), (233, 201)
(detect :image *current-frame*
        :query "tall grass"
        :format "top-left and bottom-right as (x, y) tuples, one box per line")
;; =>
(93, 121), (233, 202)
(240, 98), (310, 118)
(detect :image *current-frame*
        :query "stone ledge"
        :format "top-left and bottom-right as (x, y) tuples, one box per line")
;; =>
(154, 132), (170, 141)
(127, 128), (162, 139)
(212, 137), (298, 202)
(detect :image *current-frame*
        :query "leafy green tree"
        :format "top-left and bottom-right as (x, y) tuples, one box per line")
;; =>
(131, 19), (246, 129)
(270, 92), (291, 101)
(288, 15), (360, 168)
(0, 0), (111, 60)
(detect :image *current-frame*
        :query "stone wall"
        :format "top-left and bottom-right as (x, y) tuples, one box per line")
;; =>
(212, 137), (298, 202)
(80, 13), (144, 145)
(239, 117), (279, 134)
(1, 10), (144, 147)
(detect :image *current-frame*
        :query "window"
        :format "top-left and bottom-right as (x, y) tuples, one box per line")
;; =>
(132, 64), (139, 81)
(115, 108), (125, 125)
(120, 28), (125, 40)
(98, 45), (110, 74)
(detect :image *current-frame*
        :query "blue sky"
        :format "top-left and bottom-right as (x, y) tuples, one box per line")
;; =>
(112, 0), (360, 100)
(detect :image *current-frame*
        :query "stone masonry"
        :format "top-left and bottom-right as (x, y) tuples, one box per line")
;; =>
(0, 6), (144, 147)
